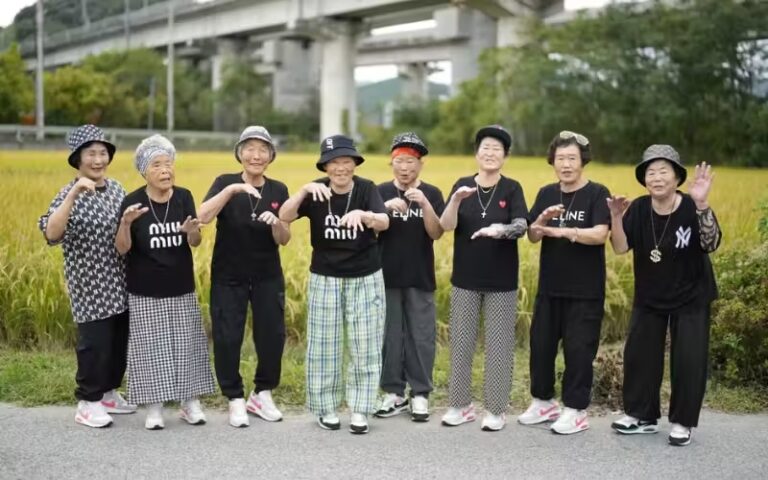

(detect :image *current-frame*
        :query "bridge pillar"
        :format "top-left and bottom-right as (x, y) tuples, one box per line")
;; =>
(398, 62), (430, 101)
(272, 38), (318, 114)
(320, 20), (359, 139)
(448, 8), (497, 93)
(211, 38), (240, 131)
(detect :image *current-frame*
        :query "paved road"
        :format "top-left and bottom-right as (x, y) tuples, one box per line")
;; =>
(1, 403), (766, 479)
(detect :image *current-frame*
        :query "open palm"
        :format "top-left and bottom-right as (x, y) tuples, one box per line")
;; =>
(689, 162), (714, 205)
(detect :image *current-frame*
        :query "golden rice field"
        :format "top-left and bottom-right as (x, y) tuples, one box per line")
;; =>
(1, 149), (766, 349)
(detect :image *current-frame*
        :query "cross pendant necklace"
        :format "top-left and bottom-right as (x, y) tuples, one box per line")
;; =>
(476, 181), (498, 219)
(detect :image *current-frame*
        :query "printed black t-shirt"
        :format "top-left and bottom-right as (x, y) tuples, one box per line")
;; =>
(377, 181), (445, 291)
(298, 176), (386, 278)
(528, 181), (611, 299)
(119, 186), (196, 297)
(203, 174), (288, 282)
(449, 175), (528, 292)
(623, 193), (718, 312)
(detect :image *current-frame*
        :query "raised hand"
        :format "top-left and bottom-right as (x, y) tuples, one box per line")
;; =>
(303, 182), (333, 202)
(607, 195), (630, 217)
(451, 186), (477, 203)
(385, 198), (408, 214)
(538, 204), (565, 223)
(404, 187), (427, 206)
(73, 177), (97, 195)
(180, 215), (201, 233)
(339, 209), (367, 232)
(471, 224), (504, 240)
(688, 162), (714, 209)
(121, 203), (149, 225)
(257, 211), (280, 226)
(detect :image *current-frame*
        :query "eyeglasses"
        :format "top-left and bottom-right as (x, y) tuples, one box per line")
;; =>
(559, 130), (589, 146)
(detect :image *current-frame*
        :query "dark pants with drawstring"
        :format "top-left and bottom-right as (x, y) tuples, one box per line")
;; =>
(75, 310), (129, 402)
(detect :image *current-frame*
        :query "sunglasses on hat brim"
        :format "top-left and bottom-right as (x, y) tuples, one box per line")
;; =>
(559, 130), (589, 146)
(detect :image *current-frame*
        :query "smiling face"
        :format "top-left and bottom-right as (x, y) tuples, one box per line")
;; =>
(77, 142), (111, 184)
(325, 156), (357, 190)
(644, 159), (679, 199)
(391, 153), (423, 187)
(145, 154), (175, 191)
(475, 137), (506, 173)
(553, 144), (584, 186)
(239, 139), (272, 177)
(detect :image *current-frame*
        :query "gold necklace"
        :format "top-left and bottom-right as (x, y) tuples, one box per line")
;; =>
(649, 195), (678, 263)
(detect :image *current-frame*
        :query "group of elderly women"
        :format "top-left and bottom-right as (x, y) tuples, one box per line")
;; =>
(40, 122), (719, 447)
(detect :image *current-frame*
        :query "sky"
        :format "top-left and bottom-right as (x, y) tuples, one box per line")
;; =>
(0, 0), (619, 85)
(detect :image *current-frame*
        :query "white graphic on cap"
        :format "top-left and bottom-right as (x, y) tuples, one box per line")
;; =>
(675, 226), (691, 248)
(326, 138), (334, 149)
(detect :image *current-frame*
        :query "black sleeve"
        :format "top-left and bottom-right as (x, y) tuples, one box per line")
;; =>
(183, 189), (197, 218)
(431, 187), (446, 216)
(367, 182), (386, 214)
(203, 176), (224, 203)
(592, 184), (611, 226)
(277, 182), (289, 204)
(623, 199), (638, 250)
(448, 180), (461, 200)
(510, 182), (528, 219)
(528, 188), (546, 224)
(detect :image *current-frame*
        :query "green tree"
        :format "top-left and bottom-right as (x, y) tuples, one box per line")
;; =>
(44, 65), (115, 125)
(0, 44), (34, 123)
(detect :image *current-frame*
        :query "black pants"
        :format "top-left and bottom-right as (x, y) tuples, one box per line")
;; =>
(622, 304), (711, 428)
(211, 275), (286, 399)
(529, 295), (604, 410)
(75, 310), (129, 402)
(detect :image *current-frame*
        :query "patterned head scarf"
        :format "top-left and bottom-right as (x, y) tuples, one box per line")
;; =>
(134, 134), (176, 175)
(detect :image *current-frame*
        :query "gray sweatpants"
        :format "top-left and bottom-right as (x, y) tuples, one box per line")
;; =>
(379, 288), (437, 398)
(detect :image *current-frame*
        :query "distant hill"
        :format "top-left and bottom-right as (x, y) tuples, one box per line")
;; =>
(358, 76), (449, 126)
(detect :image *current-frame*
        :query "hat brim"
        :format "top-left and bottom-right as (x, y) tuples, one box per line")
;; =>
(68, 141), (116, 169)
(234, 135), (276, 163)
(475, 127), (511, 154)
(316, 148), (365, 171)
(391, 142), (428, 157)
(635, 158), (687, 187)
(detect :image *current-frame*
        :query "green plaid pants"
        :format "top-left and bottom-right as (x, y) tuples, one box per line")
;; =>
(306, 270), (385, 415)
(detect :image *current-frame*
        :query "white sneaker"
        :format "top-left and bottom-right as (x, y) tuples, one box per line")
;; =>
(317, 412), (341, 430)
(481, 412), (507, 432)
(349, 412), (369, 434)
(246, 390), (283, 422)
(145, 403), (164, 430)
(228, 398), (249, 428)
(517, 398), (561, 425)
(551, 407), (589, 435)
(410, 395), (429, 422)
(611, 414), (659, 434)
(668, 423), (692, 446)
(374, 393), (409, 418)
(101, 390), (137, 414)
(180, 398), (206, 425)
(75, 400), (113, 428)
(441, 404), (477, 427)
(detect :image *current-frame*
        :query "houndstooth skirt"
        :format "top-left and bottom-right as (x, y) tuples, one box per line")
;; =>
(127, 292), (216, 405)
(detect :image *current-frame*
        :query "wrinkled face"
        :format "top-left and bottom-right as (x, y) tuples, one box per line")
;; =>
(391, 154), (423, 187)
(239, 139), (272, 177)
(552, 144), (584, 185)
(644, 159), (678, 198)
(145, 154), (175, 190)
(475, 137), (506, 172)
(325, 156), (356, 190)
(78, 142), (110, 183)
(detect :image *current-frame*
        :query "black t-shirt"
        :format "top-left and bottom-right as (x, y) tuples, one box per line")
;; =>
(298, 176), (386, 278)
(449, 175), (528, 292)
(204, 174), (288, 282)
(623, 193), (718, 312)
(120, 186), (196, 298)
(377, 181), (445, 291)
(528, 181), (611, 299)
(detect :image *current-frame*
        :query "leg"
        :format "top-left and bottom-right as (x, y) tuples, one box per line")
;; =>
(482, 290), (518, 416)
(379, 288), (406, 396)
(250, 275), (287, 393)
(447, 287), (482, 408)
(75, 318), (115, 401)
(345, 271), (386, 414)
(402, 288), (437, 397)
(306, 273), (344, 415)
(561, 299), (604, 410)
(529, 294), (561, 402)
(668, 305), (711, 428)
(210, 282), (250, 399)
(107, 310), (130, 392)
(622, 307), (668, 421)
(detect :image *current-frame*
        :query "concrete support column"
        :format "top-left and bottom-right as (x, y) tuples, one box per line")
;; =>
(272, 38), (317, 113)
(496, 16), (529, 48)
(211, 38), (240, 131)
(398, 62), (430, 101)
(320, 20), (359, 139)
(450, 9), (497, 93)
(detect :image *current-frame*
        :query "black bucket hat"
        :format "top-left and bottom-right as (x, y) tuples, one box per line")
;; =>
(391, 131), (428, 157)
(316, 135), (364, 172)
(635, 144), (687, 186)
(474, 124), (512, 155)
(66, 124), (116, 169)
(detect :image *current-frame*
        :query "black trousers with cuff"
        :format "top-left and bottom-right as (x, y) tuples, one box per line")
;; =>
(75, 310), (129, 402)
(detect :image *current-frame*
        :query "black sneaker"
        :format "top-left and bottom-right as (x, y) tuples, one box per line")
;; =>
(668, 423), (692, 446)
(317, 413), (341, 431)
(374, 394), (409, 418)
(611, 415), (659, 434)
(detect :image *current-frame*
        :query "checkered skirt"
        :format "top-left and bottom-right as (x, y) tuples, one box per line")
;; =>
(127, 292), (216, 405)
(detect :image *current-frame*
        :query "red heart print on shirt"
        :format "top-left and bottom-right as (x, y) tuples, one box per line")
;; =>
(271, 202), (279, 210)
(498, 200), (507, 208)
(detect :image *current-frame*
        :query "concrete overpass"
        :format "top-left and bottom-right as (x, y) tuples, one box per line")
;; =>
(22, 0), (565, 137)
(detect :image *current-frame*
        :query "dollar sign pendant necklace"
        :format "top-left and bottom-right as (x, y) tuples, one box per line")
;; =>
(649, 196), (676, 263)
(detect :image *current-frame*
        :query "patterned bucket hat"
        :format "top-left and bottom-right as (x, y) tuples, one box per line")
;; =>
(66, 124), (116, 169)
(635, 144), (687, 186)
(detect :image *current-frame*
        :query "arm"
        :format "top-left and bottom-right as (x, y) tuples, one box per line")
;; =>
(404, 187), (443, 240)
(696, 207), (721, 253)
(198, 182), (262, 225)
(116, 203), (148, 255)
(279, 182), (331, 223)
(527, 204), (565, 243)
(607, 195), (630, 254)
(531, 224), (609, 245)
(439, 186), (476, 232)
(688, 162), (720, 253)
(44, 178), (95, 242)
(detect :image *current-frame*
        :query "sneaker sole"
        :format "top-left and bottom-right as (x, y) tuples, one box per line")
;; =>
(441, 416), (476, 427)
(411, 413), (429, 422)
(317, 418), (341, 431)
(229, 419), (250, 428)
(481, 424), (505, 432)
(517, 414), (560, 426)
(612, 424), (659, 435)
(180, 413), (206, 426)
(668, 437), (691, 446)
(145, 424), (164, 430)
(75, 415), (113, 428)
(104, 408), (137, 415)
(373, 405), (409, 418)
(551, 424), (590, 435)
(247, 405), (283, 422)
(349, 425), (369, 434)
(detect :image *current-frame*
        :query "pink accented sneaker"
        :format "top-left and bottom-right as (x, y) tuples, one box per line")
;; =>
(441, 404), (477, 427)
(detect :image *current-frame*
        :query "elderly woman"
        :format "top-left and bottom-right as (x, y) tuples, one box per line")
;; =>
(115, 134), (216, 430)
(608, 145), (720, 447)
(518, 131), (611, 434)
(198, 126), (291, 428)
(439, 125), (528, 432)
(374, 132), (444, 422)
(279, 134), (389, 434)
(38, 124), (136, 428)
